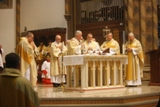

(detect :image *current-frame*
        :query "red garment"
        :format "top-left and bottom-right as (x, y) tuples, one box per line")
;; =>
(42, 78), (51, 84)
(42, 70), (47, 75)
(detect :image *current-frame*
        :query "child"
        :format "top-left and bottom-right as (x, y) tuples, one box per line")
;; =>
(41, 54), (51, 84)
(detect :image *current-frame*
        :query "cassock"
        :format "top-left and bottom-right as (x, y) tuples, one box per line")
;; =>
(125, 39), (144, 86)
(50, 41), (67, 84)
(68, 37), (83, 55)
(83, 40), (100, 53)
(37, 45), (46, 60)
(101, 39), (120, 55)
(0, 68), (40, 107)
(16, 37), (38, 86)
(41, 60), (51, 84)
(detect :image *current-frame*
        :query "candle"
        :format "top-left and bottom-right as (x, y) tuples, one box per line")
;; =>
(123, 31), (125, 44)
(62, 41), (64, 53)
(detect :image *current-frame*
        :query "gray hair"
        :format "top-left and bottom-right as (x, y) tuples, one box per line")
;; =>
(75, 30), (82, 36)
(25, 32), (33, 37)
(128, 32), (135, 37)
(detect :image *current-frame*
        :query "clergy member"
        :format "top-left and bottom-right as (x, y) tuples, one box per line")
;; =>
(68, 30), (84, 55)
(101, 32), (120, 55)
(16, 32), (38, 86)
(83, 33), (100, 54)
(45, 40), (52, 55)
(0, 53), (40, 107)
(37, 42), (46, 60)
(0, 45), (4, 72)
(125, 32), (144, 86)
(50, 35), (67, 87)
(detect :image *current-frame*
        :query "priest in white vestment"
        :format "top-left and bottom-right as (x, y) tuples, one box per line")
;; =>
(83, 33), (100, 54)
(16, 32), (39, 86)
(125, 32), (144, 86)
(68, 30), (84, 55)
(50, 35), (67, 87)
(101, 32), (120, 55)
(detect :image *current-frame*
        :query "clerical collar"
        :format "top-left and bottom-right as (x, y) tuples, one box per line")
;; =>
(74, 37), (81, 44)
(107, 39), (113, 42)
(87, 41), (92, 43)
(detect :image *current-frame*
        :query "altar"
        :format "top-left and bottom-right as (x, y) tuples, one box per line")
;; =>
(63, 55), (128, 91)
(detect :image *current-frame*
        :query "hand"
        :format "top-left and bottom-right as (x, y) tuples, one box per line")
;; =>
(88, 47), (93, 50)
(59, 45), (62, 50)
(45, 75), (48, 79)
(30, 41), (35, 50)
(81, 43), (85, 48)
(127, 48), (132, 52)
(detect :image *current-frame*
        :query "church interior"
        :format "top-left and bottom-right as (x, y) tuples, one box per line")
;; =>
(0, 0), (160, 107)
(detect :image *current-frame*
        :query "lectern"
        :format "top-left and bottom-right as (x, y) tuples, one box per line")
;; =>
(147, 50), (160, 86)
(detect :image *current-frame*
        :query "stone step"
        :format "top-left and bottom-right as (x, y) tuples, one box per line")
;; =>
(40, 99), (158, 107)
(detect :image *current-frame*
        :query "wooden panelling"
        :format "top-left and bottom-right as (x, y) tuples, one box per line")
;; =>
(23, 27), (66, 46)
(76, 20), (125, 52)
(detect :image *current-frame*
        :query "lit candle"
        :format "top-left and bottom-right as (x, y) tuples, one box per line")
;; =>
(62, 41), (64, 53)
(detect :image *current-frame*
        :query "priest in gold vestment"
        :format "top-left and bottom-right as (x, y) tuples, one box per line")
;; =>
(37, 42), (46, 60)
(125, 32), (144, 86)
(100, 32), (120, 84)
(50, 35), (67, 87)
(101, 32), (120, 55)
(16, 32), (39, 86)
(83, 33), (100, 54)
(68, 30), (84, 55)
(45, 40), (52, 55)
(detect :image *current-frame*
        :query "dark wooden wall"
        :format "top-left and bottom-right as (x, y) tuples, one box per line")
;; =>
(22, 27), (66, 47)
(76, 20), (125, 52)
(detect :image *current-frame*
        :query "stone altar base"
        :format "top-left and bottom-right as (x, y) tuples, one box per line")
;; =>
(35, 85), (160, 107)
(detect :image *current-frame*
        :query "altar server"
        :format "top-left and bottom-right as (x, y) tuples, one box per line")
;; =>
(125, 32), (144, 86)
(41, 54), (51, 84)
(101, 32), (120, 55)
(50, 35), (67, 87)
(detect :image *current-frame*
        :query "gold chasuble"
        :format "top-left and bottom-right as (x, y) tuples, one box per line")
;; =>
(125, 39), (144, 86)
(16, 37), (38, 86)
(100, 39), (120, 55)
(68, 37), (82, 55)
(50, 42), (67, 76)
(0, 68), (40, 107)
(37, 45), (46, 60)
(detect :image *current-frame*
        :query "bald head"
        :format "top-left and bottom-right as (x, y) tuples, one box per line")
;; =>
(128, 32), (135, 41)
(55, 35), (61, 43)
(25, 32), (34, 43)
(75, 30), (82, 41)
